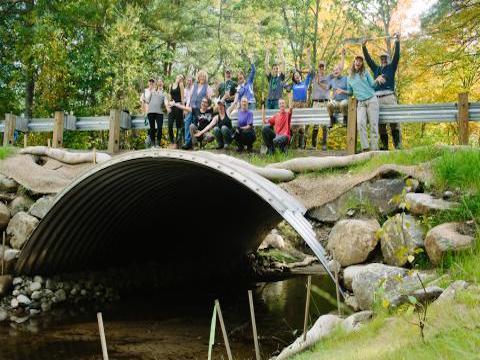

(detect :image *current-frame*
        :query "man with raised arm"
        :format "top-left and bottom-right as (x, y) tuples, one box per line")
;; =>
(232, 53), (256, 111)
(265, 46), (286, 110)
(262, 98), (292, 155)
(218, 69), (237, 110)
(362, 33), (401, 150)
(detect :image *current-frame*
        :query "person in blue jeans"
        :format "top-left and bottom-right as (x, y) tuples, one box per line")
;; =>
(182, 70), (213, 149)
(265, 46), (286, 110)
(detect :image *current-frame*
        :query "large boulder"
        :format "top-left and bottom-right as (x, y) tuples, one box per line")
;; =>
(9, 196), (34, 217)
(349, 263), (437, 310)
(29, 196), (55, 219)
(0, 202), (11, 230)
(259, 232), (286, 250)
(6, 212), (39, 249)
(405, 193), (457, 215)
(341, 310), (373, 332)
(327, 219), (380, 266)
(308, 178), (405, 223)
(0, 174), (19, 193)
(380, 213), (425, 266)
(425, 222), (475, 265)
(434, 280), (469, 305)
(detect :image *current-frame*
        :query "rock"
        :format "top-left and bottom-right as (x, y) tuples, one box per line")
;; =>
(344, 294), (360, 312)
(380, 213), (425, 266)
(405, 193), (457, 215)
(31, 290), (43, 300)
(435, 280), (469, 305)
(6, 212), (39, 249)
(405, 178), (420, 193)
(327, 219), (380, 267)
(41, 301), (51, 312)
(259, 233), (286, 250)
(29, 282), (42, 292)
(29, 196), (54, 219)
(343, 264), (369, 291)
(0, 175), (19, 193)
(0, 275), (13, 298)
(53, 289), (67, 303)
(391, 286), (444, 306)
(342, 310), (373, 332)
(425, 222), (475, 265)
(308, 178), (405, 223)
(33, 275), (44, 284)
(328, 259), (341, 274)
(17, 294), (31, 306)
(275, 314), (343, 360)
(12, 277), (23, 286)
(443, 191), (454, 200)
(11, 298), (19, 308)
(0, 202), (11, 230)
(349, 263), (437, 310)
(3, 248), (20, 262)
(0, 307), (7, 322)
(29, 308), (41, 316)
(9, 196), (34, 217)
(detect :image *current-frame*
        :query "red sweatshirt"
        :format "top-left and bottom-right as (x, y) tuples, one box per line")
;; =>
(268, 109), (292, 139)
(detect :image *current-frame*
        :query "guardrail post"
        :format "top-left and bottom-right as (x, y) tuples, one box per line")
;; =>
(53, 111), (64, 148)
(458, 92), (469, 145)
(108, 109), (121, 153)
(346, 98), (357, 155)
(3, 113), (16, 147)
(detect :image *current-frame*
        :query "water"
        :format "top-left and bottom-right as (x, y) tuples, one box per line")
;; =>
(0, 275), (336, 360)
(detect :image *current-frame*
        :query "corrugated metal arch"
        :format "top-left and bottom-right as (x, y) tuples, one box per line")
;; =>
(15, 150), (334, 282)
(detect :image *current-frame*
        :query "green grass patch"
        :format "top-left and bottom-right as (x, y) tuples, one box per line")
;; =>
(0, 146), (13, 160)
(433, 148), (480, 193)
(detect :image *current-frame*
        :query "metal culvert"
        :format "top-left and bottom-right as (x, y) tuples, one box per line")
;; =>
(15, 150), (332, 281)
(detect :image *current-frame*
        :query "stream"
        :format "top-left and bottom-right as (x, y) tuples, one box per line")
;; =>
(0, 275), (336, 360)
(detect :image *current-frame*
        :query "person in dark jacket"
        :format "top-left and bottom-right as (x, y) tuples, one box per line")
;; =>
(362, 33), (401, 150)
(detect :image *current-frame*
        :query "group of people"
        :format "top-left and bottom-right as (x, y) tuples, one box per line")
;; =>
(140, 34), (401, 153)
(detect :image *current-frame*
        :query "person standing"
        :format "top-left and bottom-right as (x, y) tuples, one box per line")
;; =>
(140, 79), (155, 148)
(145, 79), (170, 148)
(182, 71), (213, 149)
(168, 74), (185, 148)
(346, 55), (380, 152)
(233, 97), (256, 152)
(218, 69), (237, 109)
(265, 46), (286, 110)
(262, 98), (292, 155)
(362, 33), (401, 150)
(232, 53), (256, 111)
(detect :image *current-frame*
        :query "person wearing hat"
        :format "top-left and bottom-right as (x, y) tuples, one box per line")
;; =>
(218, 69), (237, 110)
(265, 45), (286, 110)
(346, 55), (380, 151)
(362, 33), (401, 150)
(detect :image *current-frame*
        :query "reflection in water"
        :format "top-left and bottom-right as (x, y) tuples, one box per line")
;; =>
(0, 275), (335, 360)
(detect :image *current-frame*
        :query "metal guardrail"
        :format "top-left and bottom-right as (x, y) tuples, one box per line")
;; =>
(1, 102), (479, 133)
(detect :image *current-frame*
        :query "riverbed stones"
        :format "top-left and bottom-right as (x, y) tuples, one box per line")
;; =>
(434, 280), (469, 305)
(308, 178), (405, 223)
(17, 294), (31, 306)
(6, 212), (39, 249)
(0, 202), (11, 230)
(391, 286), (444, 307)
(425, 222), (475, 265)
(0, 307), (7, 322)
(405, 193), (457, 215)
(9, 196), (34, 217)
(259, 233), (286, 250)
(0, 275), (13, 298)
(327, 219), (380, 266)
(0, 175), (18, 193)
(380, 213), (425, 266)
(29, 196), (54, 219)
(349, 263), (437, 310)
(29, 281), (42, 292)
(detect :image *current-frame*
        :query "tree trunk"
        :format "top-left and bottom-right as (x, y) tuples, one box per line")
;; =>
(312, 0), (320, 66)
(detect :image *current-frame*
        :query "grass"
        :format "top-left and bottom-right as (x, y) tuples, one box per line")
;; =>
(0, 146), (13, 160)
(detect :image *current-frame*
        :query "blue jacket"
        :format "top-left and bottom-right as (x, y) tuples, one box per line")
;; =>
(362, 40), (400, 92)
(237, 63), (256, 104)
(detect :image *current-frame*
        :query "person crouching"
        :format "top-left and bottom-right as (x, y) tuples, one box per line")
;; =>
(262, 98), (292, 155)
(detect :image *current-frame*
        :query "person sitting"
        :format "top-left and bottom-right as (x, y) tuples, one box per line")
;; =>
(171, 97), (214, 149)
(327, 63), (349, 127)
(262, 98), (292, 155)
(233, 96), (256, 152)
(208, 99), (233, 149)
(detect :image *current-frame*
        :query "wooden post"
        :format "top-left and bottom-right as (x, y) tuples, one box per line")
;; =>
(248, 290), (261, 360)
(47, 138), (51, 148)
(303, 275), (312, 342)
(1, 231), (5, 276)
(335, 268), (341, 315)
(458, 92), (469, 145)
(97, 312), (109, 360)
(23, 133), (28, 148)
(93, 148), (97, 165)
(53, 111), (64, 148)
(3, 114), (16, 147)
(215, 300), (233, 360)
(347, 98), (357, 155)
(108, 109), (121, 154)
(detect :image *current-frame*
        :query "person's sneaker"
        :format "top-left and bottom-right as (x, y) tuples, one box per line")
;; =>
(181, 143), (193, 150)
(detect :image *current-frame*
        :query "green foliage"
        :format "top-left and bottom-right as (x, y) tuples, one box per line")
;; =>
(0, 146), (13, 160)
